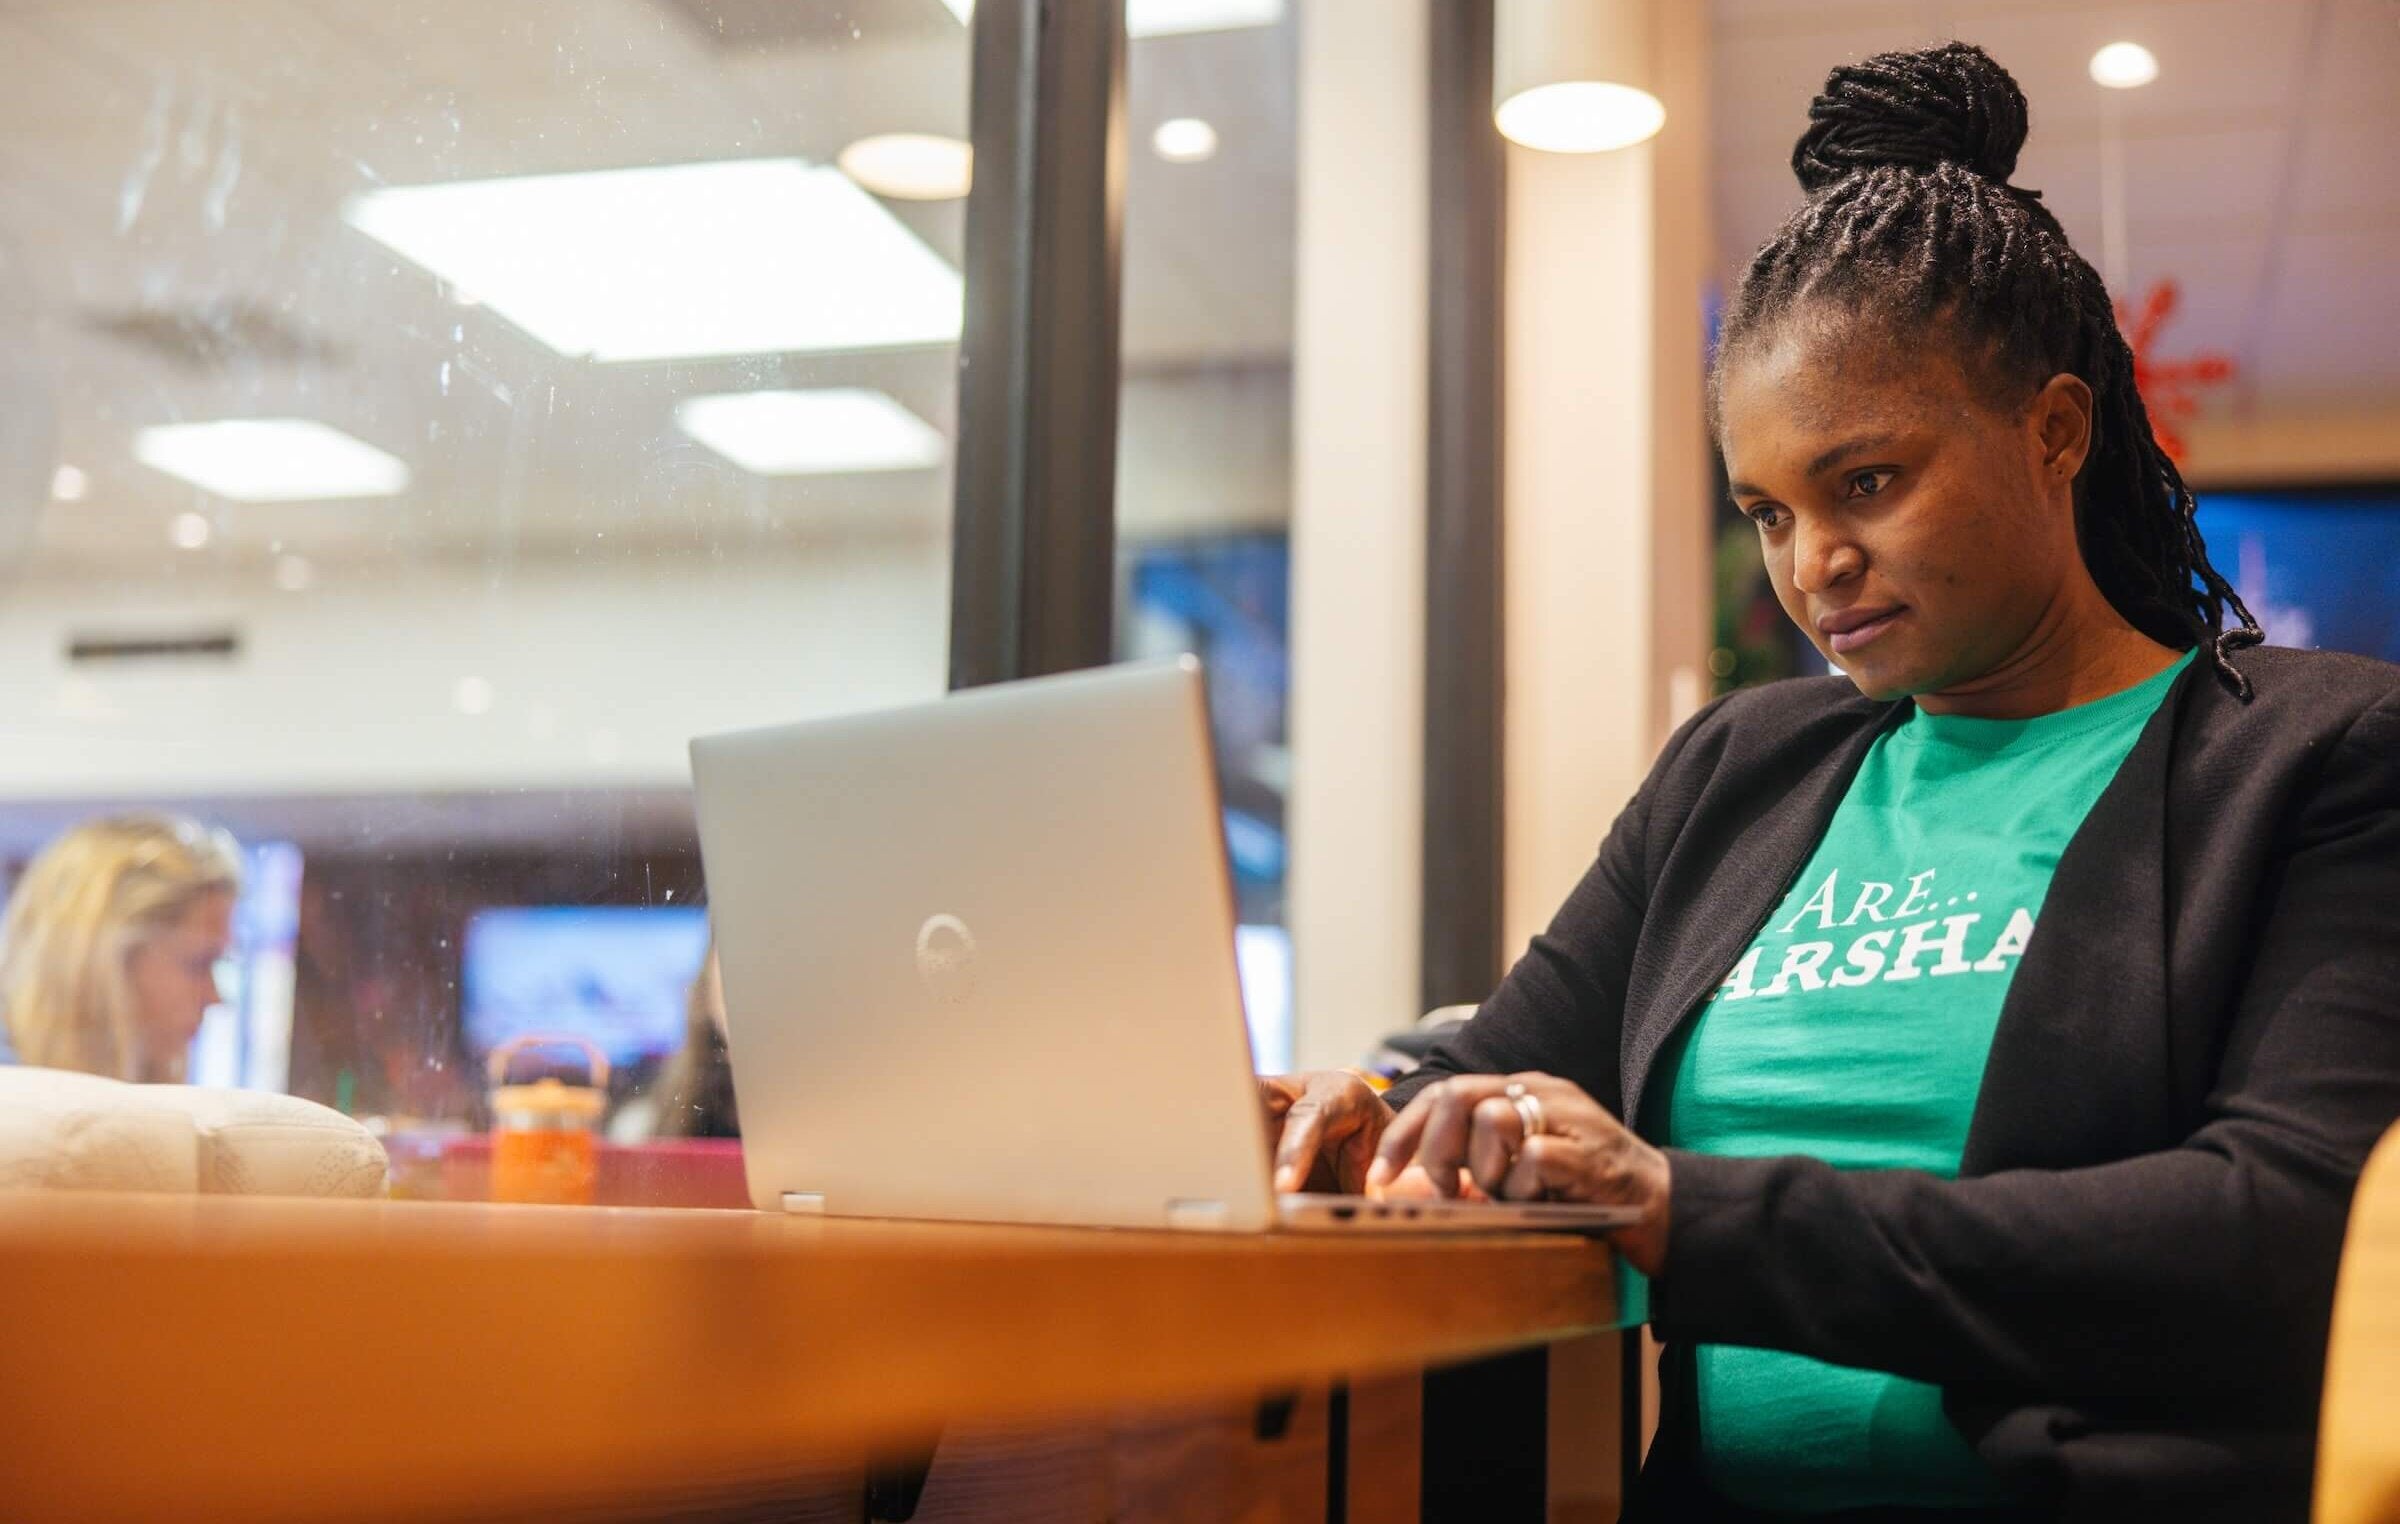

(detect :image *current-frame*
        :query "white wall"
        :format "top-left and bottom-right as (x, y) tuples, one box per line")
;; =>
(0, 540), (951, 800)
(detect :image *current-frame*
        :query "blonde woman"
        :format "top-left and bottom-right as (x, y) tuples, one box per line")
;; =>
(0, 815), (242, 1081)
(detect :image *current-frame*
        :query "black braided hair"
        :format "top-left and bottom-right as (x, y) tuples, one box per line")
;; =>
(1714, 42), (2262, 696)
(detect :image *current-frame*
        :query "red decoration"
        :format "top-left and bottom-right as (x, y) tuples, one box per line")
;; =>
(2115, 279), (2235, 463)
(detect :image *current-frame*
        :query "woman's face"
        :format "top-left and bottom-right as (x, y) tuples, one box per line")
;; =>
(1717, 312), (2092, 701)
(126, 891), (234, 1065)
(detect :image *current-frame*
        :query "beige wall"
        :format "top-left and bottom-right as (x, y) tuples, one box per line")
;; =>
(1285, 0), (1430, 1071)
(1500, 4), (1714, 963)
(1287, 1), (1724, 1067)
(2183, 405), (2400, 489)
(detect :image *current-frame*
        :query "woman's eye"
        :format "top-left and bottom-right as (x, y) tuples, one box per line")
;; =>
(1848, 468), (1896, 499)
(1746, 503), (1785, 530)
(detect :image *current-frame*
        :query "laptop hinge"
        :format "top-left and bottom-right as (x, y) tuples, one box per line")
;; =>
(1164, 1198), (1231, 1229)
(781, 1192), (828, 1215)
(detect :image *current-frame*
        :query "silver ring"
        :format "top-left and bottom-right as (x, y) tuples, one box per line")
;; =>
(1504, 1082), (1547, 1142)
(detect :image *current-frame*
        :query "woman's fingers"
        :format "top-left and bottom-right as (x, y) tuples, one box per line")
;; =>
(1272, 1100), (1325, 1193)
(1414, 1086), (1487, 1198)
(1405, 1080), (1512, 1198)
(1467, 1094), (1526, 1198)
(1371, 1077), (1513, 1198)
(1500, 1134), (1578, 1201)
(1332, 1108), (1385, 1195)
(1265, 1072), (1393, 1193)
(1367, 1072), (1668, 1262)
(1366, 1085), (1433, 1192)
(1374, 1072), (1635, 1199)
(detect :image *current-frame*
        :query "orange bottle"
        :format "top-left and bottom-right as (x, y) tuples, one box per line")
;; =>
(486, 1035), (609, 1205)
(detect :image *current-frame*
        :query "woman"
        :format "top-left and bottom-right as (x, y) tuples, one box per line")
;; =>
(1263, 43), (2399, 1521)
(0, 814), (242, 1081)
(623, 937), (740, 1141)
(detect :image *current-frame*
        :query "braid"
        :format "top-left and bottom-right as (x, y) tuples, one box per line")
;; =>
(1716, 42), (2263, 697)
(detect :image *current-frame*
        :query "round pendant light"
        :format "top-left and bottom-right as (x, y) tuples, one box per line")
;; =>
(1495, 0), (1665, 154)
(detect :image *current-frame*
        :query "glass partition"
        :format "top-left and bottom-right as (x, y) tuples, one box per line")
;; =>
(0, 0), (969, 1148)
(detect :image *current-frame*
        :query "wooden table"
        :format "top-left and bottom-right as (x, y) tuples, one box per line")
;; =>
(0, 1192), (1626, 1523)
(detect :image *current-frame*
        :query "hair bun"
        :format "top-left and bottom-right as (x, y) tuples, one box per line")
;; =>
(1791, 42), (2030, 193)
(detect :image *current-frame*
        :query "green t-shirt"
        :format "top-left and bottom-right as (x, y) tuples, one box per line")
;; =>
(1655, 650), (2192, 1512)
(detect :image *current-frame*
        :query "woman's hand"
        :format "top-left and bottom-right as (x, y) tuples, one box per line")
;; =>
(1367, 1072), (1673, 1274)
(1258, 1070), (1395, 1195)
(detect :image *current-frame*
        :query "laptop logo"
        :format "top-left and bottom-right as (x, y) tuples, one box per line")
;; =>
(915, 913), (979, 1004)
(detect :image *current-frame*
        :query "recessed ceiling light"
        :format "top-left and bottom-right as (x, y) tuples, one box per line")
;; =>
(274, 554), (314, 592)
(170, 512), (212, 550)
(2089, 42), (2159, 89)
(939, 0), (1282, 39)
(50, 464), (88, 501)
(454, 676), (495, 716)
(346, 159), (963, 363)
(1495, 82), (1666, 153)
(1152, 118), (1220, 164)
(675, 388), (947, 476)
(135, 419), (411, 503)
(839, 133), (973, 200)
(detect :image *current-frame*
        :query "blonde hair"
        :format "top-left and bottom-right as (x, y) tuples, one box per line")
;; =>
(1, 815), (242, 1081)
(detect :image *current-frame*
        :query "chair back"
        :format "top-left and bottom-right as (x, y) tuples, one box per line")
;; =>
(2317, 1120), (2400, 1523)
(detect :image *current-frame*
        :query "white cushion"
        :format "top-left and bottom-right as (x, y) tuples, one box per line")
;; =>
(0, 1068), (199, 1193)
(0, 1067), (387, 1198)
(141, 1084), (391, 1197)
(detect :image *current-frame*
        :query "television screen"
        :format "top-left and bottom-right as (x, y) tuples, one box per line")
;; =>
(2194, 491), (2400, 661)
(461, 906), (711, 1066)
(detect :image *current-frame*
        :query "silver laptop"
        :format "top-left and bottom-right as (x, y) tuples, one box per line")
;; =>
(689, 658), (1636, 1235)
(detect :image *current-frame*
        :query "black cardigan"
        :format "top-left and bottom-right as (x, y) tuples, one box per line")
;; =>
(1385, 645), (2400, 1521)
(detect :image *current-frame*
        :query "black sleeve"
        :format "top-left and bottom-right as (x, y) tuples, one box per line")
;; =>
(1382, 698), (1725, 1117)
(1650, 691), (2400, 1421)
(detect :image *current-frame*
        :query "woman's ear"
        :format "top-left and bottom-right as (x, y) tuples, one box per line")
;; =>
(2034, 373), (2095, 483)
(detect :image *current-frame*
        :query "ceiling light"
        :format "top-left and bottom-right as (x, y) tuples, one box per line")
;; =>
(675, 388), (947, 476)
(273, 554), (314, 592)
(1126, 0), (1282, 36)
(454, 676), (495, 716)
(1152, 118), (1220, 164)
(135, 419), (411, 503)
(1495, 0), (1666, 154)
(2089, 42), (2159, 89)
(50, 464), (88, 501)
(346, 159), (963, 363)
(839, 133), (973, 200)
(1496, 82), (1665, 152)
(938, 0), (1283, 39)
(171, 512), (212, 551)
